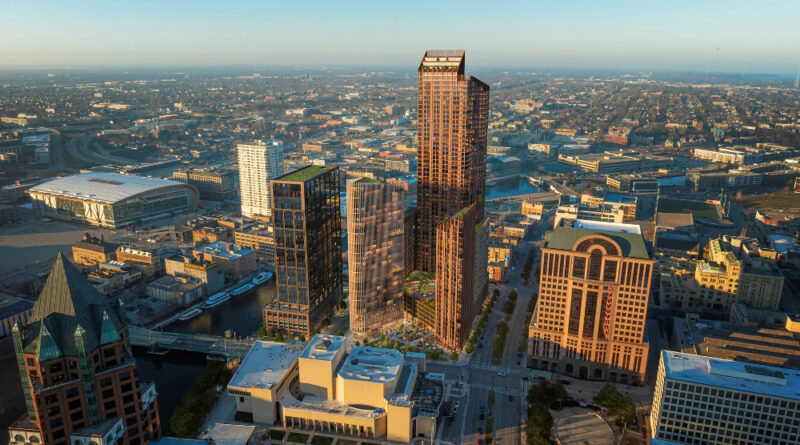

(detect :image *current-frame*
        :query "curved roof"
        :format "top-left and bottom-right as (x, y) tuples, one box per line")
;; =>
(28, 172), (194, 205)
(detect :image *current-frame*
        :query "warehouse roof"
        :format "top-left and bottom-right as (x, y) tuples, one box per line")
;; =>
(28, 172), (192, 205)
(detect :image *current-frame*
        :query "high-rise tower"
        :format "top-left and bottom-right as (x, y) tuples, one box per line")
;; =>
(346, 178), (404, 336)
(415, 50), (489, 272)
(528, 220), (653, 383)
(7, 254), (161, 445)
(238, 140), (284, 218)
(264, 166), (342, 338)
(434, 204), (477, 350)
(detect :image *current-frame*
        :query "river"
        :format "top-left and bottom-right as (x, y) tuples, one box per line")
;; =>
(132, 282), (276, 434)
(485, 176), (540, 199)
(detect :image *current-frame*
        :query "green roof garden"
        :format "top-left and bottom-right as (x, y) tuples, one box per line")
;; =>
(354, 177), (382, 185)
(278, 165), (331, 183)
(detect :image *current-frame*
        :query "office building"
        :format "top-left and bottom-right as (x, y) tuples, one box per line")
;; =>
(192, 242), (256, 280)
(172, 168), (236, 201)
(528, 220), (654, 383)
(435, 204), (477, 350)
(27, 173), (198, 229)
(692, 239), (783, 312)
(237, 140), (284, 218)
(264, 166), (342, 338)
(234, 224), (274, 263)
(650, 351), (800, 445)
(7, 254), (161, 445)
(346, 178), (404, 336)
(671, 312), (800, 370)
(228, 335), (441, 442)
(415, 50), (489, 272)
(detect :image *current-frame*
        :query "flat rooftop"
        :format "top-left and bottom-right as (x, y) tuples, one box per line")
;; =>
(338, 346), (403, 383)
(603, 193), (637, 204)
(228, 341), (304, 390)
(194, 241), (253, 260)
(280, 394), (382, 419)
(301, 334), (345, 362)
(572, 219), (642, 234)
(662, 351), (800, 401)
(203, 423), (255, 445)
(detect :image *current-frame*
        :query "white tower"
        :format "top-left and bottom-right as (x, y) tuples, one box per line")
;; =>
(238, 140), (284, 218)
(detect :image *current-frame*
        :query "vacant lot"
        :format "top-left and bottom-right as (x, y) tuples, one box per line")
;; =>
(735, 193), (800, 209)
(0, 211), (114, 278)
(658, 198), (719, 219)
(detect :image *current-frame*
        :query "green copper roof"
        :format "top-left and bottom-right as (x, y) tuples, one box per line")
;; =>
(277, 165), (331, 183)
(100, 310), (121, 345)
(37, 324), (61, 361)
(545, 226), (651, 259)
(22, 253), (126, 358)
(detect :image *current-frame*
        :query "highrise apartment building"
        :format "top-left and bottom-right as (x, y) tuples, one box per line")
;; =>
(346, 178), (404, 336)
(237, 140), (284, 218)
(415, 50), (489, 272)
(7, 254), (161, 445)
(650, 351), (800, 445)
(264, 166), (342, 338)
(528, 220), (654, 384)
(434, 204), (477, 350)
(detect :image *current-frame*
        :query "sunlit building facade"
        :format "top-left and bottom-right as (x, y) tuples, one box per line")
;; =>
(346, 178), (404, 336)
(434, 204), (477, 351)
(528, 220), (653, 383)
(238, 140), (284, 218)
(264, 166), (342, 338)
(415, 50), (489, 272)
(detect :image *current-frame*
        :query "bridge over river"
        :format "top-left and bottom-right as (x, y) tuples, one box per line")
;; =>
(128, 326), (254, 359)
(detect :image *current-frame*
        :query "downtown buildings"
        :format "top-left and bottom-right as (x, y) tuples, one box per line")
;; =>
(346, 178), (404, 337)
(413, 50), (490, 350)
(650, 351), (800, 445)
(237, 140), (284, 218)
(528, 220), (654, 383)
(7, 254), (161, 445)
(264, 166), (342, 338)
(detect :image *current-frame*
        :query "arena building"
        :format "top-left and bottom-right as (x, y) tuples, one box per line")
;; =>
(27, 172), (198, 228)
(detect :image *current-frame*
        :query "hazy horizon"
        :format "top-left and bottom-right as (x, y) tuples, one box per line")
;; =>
(2, 0), (799, 76)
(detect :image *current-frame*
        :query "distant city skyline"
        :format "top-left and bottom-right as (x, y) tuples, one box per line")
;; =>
(2, 0), (799, 74)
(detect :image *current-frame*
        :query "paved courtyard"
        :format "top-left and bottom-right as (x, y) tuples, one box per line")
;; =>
(553, 407), (615, 445)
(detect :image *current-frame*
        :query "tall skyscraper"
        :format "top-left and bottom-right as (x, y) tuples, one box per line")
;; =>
(7, 254), (161, 445)
(264, 166), (342, 338)
(415, 50), (489, 272)
(434, 204), (477, 350)
(346, 178), (404, 336)
(237, 140), (283, 218)
(528, 220), (654, 384)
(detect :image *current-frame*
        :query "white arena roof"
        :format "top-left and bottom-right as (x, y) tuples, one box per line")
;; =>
(28, 172), (190, 204)
(338, 346), (403, 383)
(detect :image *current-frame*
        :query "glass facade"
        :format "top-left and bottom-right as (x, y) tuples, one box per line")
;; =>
(269, 166), (342, 337)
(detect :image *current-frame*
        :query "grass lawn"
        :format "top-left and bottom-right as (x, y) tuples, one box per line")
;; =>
(658, 198), (719, 219)
(269, 430), (286, 441)
(735, 193), (800, 209)
(309, 436), (334, 445)
(286, 432), (310, 444)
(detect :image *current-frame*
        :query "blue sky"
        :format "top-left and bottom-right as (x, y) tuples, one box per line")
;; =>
(1, 0), (798, 73)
